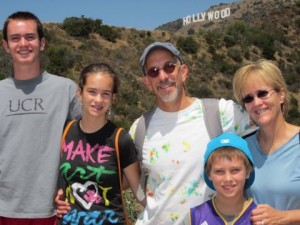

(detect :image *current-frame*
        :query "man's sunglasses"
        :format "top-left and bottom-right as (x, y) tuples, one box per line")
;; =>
(146, 62), (177, 78)
(242, 89), (278, 104)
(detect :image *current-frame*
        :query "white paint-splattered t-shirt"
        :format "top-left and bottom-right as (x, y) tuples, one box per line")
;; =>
(130, 98), (250, 225)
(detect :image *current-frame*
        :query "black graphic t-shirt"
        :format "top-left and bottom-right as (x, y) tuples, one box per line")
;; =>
(58, 120), (137, 225)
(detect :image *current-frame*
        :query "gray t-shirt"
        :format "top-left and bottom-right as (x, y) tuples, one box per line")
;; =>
(0, 71), (81, 218)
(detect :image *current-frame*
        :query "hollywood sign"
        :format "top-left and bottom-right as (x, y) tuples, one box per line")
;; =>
(183, 7), (231, 26)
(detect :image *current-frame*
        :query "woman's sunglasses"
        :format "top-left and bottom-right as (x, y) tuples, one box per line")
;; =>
(242, 89), (278, 104)
(146, 62), (177, 78)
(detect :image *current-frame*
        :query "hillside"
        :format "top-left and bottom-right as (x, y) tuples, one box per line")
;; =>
(0, 0), (299, 128)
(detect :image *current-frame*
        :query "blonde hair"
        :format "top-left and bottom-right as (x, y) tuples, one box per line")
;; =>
(232, 59), (288, 113)
(205, 147), (253, 177)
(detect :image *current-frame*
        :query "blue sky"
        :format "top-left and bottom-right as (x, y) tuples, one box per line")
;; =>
(1, 0), (238, 30)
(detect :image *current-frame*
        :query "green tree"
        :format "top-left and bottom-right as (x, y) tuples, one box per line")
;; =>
(227, 47), (243, 62)
(97, 25), (119, 43)
(176, 37), (198, 54)
(45, 46), (75, 75)
(62, 16), (102, 37)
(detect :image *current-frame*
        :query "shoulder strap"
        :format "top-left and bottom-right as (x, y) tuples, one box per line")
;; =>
(242, 127), (259, 139)
(133, 108), (155, 192)
(201, 98), (223, 139)
(115, 128), (131, 225)
(134, 108), (155, 162)
(61, 120), (76, 149)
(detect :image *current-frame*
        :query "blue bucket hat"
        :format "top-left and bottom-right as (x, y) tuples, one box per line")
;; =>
(140, 41), (183, 75)
(204, 133), (255, 191)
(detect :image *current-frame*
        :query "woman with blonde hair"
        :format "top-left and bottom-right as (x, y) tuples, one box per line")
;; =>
(233, 59), (300, 225)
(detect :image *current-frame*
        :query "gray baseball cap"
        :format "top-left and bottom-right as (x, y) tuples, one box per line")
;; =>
(140, 41), (183, 75)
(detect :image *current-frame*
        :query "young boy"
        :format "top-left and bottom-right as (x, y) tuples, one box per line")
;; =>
(187, 133), (256, 225)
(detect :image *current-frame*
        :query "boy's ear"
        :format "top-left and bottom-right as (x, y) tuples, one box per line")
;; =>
(2, 40), (10, 53)
(246, 170), (251, 179)
(77, 88), (82, 102)
(39, 37), (46, 51)
(77, 87), (81, 96)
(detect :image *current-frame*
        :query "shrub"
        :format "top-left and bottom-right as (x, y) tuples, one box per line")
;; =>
(45, 46), (75, 75)
(176, 37), (198, 54)
(295, 16), (300, 29)
(224, 35), (237, 48)
(62, 16), (102, 37)
(226, 20), (247, 37)
(204, 30), (224, 46)
(227, 47), (243, 62)
(187, 28), (195, 35)
(97, 25), (119, 43)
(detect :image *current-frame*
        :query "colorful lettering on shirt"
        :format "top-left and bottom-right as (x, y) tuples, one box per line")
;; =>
(60, 163), (115, 183)
(62, 209), (118, 225)
(63, 141), (114, 163)
(99, 185), (112, 206)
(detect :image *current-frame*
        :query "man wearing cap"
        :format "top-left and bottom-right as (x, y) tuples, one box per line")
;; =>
(129, 41), (251, 225)
(186, 133), (256, 225)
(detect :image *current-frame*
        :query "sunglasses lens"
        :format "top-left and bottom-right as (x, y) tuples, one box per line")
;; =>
(242, 95), (254, 104)
(163, 63), (176, 73)
(257, 90), (269, 98)
(242, 90), (274, 104)
(146, 62), (177, 78)
(147, 67), (160, 77)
